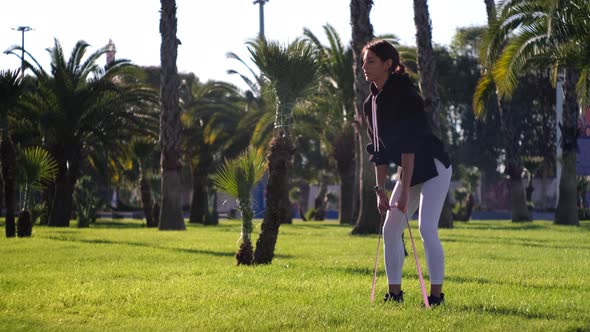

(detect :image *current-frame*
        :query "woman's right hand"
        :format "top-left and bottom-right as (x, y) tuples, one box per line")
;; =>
(376, 191), (390, 214)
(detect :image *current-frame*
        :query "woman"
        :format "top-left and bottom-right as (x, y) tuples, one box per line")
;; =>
(362, 39), (452, 306)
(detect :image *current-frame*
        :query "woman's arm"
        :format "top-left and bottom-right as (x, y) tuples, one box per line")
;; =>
(396, 153), (415, 212)
(375, 164), (389, 213)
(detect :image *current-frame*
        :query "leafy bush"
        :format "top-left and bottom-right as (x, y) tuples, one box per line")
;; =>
(305, 208), (316, 221)
(74, 176), (104, 228)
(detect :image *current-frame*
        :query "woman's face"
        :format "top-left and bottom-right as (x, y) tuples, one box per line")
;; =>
(362, 50), (392, 82)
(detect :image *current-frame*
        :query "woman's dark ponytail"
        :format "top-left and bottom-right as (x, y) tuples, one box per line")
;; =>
(393, 64), (405, 75)
(363, 39), (405, 75)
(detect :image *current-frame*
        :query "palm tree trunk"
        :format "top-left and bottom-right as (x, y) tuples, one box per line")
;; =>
(413, 0), (453, 228)
(339, 165), (355, 224)
(40, 183), (53, 225)
(159, 166), (185, 230)
(314, 183), (327, 221)
(351, 164), (381, 234)
(253, 136), (294, 264)
(190, 146), (213, 224)
(350, 0), (381, 234)
(504, 105), (531, 221)
(152, 201), (161, 227)
(334, 126), (355, 224)
(0, 176), (3, 211)
(509, 177), (530, 220)
(236, 199), (254, 265)
(555, 68), (580, 226)
(17, 210), (31, 237)
(158, 0), (185, 230)
(48, 166), (76, 227)
(139, 164), (155, 227)
(1, 135), (16, 237)
(189, 162), (208, 224)
(207, 190), (219, 225)
(414, 0), (441, 135)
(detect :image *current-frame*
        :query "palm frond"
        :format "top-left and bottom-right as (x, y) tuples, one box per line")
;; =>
(4, 44), (46, 79)
(325, 24), (345, 59)
(18, 146), (59, 191)
(49, 38), (67, 78)
(212, 147), (266, 200)
(247, 38), (321, 137)
(67, 40), (89, 74)
(250, 111), (274, 148)
(247, 38), (321, 104)
(577, 66), (590, 108)
(302, 28), (323, 51)
(473, 72), (495, 119)
(226, 51), (261, 87)
(492, 19), (550, 99)
(0, 69), (22, 116)
(375, 34), (400, 46)
(480, 0), (590, 110)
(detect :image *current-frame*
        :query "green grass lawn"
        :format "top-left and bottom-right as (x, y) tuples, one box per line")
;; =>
(1, 218), (589, 331)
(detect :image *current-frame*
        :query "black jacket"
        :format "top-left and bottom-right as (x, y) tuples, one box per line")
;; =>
(364, 73), (451, 186)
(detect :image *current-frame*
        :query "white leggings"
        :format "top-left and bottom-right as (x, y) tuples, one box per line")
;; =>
(383, 159), (452, 285)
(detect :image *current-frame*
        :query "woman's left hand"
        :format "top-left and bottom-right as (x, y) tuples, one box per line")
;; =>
(395, 189), (409, 213)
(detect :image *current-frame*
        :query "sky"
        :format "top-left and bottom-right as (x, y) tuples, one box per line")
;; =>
(0, 0), (488, 90)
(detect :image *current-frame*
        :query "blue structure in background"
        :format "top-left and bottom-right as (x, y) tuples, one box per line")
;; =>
(577, 137), (590, 175)
(252, 174), (267, 218)
(251, 177), (343, 220)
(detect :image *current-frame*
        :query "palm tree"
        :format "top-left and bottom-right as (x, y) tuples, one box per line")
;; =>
(159, 0), (185, 230)
(303, 24), (356, 225)
(476, 0), (590, 225)
(6, 39), (158, 227)
(131, 138), (158, 227)
(413, 0), (455, 228)
(227, 48), (336, 225)
(213, 147), (266, 265)
(247, 38), (321, 264)
(0, 70), (21, 237)
(474, 0), (531, 222)
(16, 146), (58, 236)
(350, 0), (380, 234)
(181, 80), (246, 224)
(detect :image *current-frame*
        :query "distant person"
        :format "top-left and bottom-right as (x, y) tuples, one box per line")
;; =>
(362, 39), (452, 306)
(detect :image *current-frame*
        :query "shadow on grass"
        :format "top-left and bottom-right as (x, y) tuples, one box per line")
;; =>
(290, 222), (353, 230)
(322, 265), (418, 279)
(445, 275), (590, 292)
(455, 303), (558, 320)
(335, 266), (373, 276)
(91, 221), (242, 230)
(441, 234), (590, 250)
(91, 221), (146, 229)
(327, 266), (590, 293)
(43, 236), (293, 259)
(456, 220), (590, 232)
(456, 222), (547, 231)
(45, 236), (234, 257)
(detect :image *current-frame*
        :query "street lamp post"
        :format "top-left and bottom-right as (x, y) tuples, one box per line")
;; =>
(253, 0), (269, 38)
(12, 26), (33, 79)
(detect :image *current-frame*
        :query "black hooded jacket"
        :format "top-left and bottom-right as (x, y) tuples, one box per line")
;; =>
(364, 73), (451, 186)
